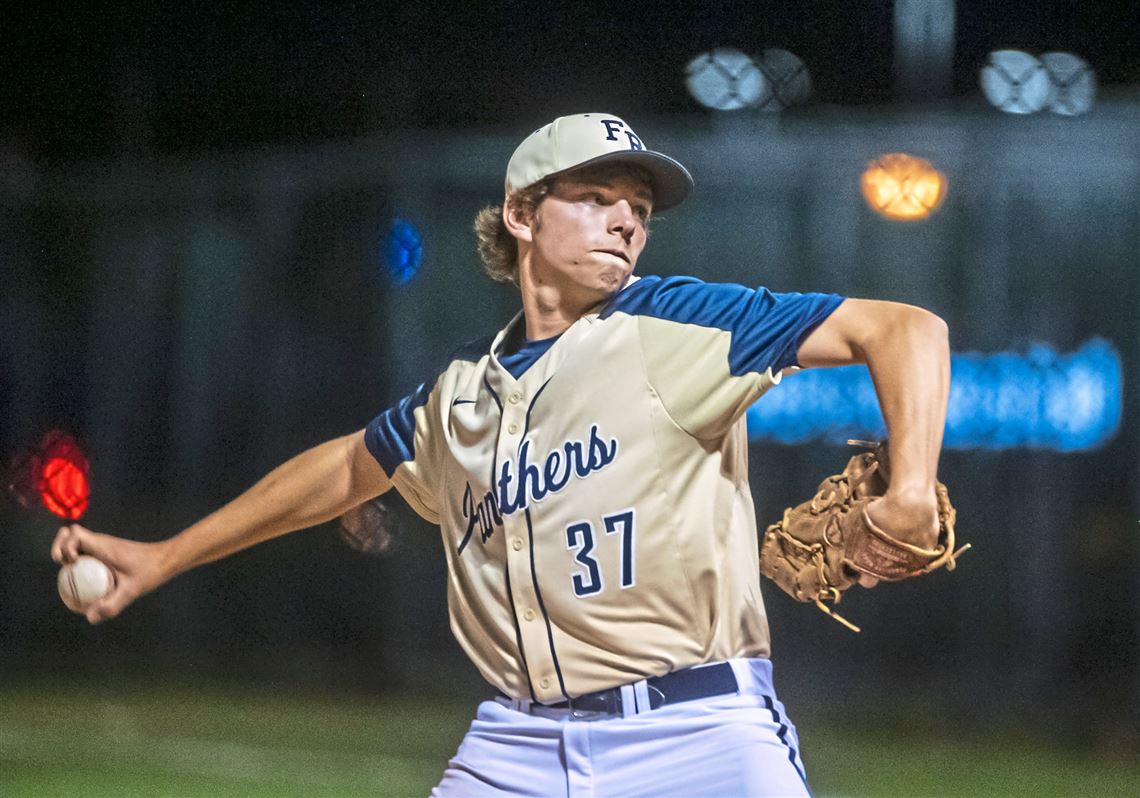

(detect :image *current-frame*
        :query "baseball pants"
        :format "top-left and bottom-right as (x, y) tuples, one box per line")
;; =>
(431, 658), (812, 798)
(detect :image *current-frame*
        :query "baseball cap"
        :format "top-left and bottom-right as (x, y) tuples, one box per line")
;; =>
(505, 113), (694, 211)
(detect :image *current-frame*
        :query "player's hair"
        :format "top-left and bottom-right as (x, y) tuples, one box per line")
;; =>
(473, 163), (654, 285)
(474, 180), (551, 285)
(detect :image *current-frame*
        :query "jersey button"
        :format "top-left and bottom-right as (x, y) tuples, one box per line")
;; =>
(508, 393), (522, 404)
(539, 677), (551, 690)
(523, 608), (536, 621)
(507, 423), (519, 434)
(511, 538), (523, 551)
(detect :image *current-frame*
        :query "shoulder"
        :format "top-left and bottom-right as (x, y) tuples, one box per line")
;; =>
(601, 274), (772, 331)
(394, 333), (494, 410)
(364, 334), (495, 475)
(446, 335), (494, 369)
(423, 334), (495, 396)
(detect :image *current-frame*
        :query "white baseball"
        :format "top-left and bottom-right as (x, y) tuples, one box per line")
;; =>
(58, 556), (115, 613)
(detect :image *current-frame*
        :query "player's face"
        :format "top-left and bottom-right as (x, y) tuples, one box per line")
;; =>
(527, 169), (653, 305)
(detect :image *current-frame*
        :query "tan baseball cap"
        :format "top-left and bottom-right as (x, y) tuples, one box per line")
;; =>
(505, 113), (694, 211)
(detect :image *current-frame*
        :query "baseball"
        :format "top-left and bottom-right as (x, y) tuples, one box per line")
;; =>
(58, 555), (115, 613)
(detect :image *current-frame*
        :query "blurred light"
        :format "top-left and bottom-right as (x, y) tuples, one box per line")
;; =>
(21, 431), (91, 520)
(861, 153), (947, 221)
(41, 457), (89, 520)
(1040, 52), (1097, 116)
(384, 218), (423, 284)
(747, 339), (1122, 452)
(893, 0), (955, 100)
(685, 49), (767, 111)
(753, 49), (812, 111)
(980, 50), (1051, 114)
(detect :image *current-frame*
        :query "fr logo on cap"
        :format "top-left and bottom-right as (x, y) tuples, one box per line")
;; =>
(505, 114), (694, 212)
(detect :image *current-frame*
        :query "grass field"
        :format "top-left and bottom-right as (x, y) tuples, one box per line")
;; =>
(3, 682), (1138, 797)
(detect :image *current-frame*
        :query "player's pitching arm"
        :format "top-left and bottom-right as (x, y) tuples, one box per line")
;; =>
(794, 298), (950, 580)
(50, 430), (391, 624)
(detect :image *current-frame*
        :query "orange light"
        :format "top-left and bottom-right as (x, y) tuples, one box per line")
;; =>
(860, 153), (947, 221)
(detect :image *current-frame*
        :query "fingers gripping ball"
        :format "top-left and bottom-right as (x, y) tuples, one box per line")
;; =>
(58, 555), (115, 614)
(758, 441), (968, 632)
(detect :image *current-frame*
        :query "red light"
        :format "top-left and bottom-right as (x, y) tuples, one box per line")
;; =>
(40, 455), (90, 520)
(7, 430), (91, 520)
(31, 431), (91, 520)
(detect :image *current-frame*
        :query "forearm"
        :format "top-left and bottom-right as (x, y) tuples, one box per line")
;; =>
(858, 306), (950, 497)
(797, 298), (950, 541)
(159, 430), (390, 580)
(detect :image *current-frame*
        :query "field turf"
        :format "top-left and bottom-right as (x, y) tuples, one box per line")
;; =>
(2, 683), (1137, 797)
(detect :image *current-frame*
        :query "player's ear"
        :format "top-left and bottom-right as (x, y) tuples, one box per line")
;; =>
(503, 197), (535, 244)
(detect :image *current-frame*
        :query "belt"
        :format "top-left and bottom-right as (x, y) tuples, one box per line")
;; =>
(508, 662), (739, 719)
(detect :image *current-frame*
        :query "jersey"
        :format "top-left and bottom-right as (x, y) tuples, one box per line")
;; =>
(365, 275), (844, 704)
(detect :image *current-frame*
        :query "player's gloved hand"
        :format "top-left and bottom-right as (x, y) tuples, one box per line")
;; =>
(758, 441), (968, 631)
(51, 524), (170, 625)
(861, 487), (940, 588)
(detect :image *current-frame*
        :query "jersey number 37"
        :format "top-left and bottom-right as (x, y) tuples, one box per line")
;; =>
(564, 509), (636, 597)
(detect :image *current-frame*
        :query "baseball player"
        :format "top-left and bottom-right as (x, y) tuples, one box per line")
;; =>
(52, 113), (950, 796)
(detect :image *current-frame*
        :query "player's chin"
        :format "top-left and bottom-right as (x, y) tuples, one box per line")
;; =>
(593, 264), (632, 294)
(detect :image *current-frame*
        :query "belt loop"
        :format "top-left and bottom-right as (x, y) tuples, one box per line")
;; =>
(726, 657), (772, 697)
(619, 684), (637, 718)
(727, 659), (753, 696)
(633, 680), (651, 713)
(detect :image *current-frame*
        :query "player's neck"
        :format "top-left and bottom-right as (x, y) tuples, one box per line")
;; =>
(517, 258), (634, 340)
(516, 263), (597, 340)
(518, 283), (587, 340)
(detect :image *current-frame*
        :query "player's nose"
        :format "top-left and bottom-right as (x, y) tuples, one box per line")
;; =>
(607, 200), (638, 240)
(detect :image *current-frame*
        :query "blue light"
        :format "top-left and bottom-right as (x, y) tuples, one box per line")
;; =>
(747, 339), (1122, 451)
(384, 218), (423, 284)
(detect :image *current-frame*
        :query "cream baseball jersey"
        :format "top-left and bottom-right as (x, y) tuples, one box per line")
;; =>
(365, 275), (843, 704)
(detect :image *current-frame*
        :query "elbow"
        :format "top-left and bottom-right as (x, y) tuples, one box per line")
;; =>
(899, 306), (950, 366)
(856, 302), (948, 361)
(910, 306), (949, 346)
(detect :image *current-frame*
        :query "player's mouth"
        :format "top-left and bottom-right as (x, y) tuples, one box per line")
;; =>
(595, 248), (630, 264)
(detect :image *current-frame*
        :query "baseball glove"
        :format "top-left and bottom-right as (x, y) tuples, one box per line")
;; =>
(758, 440), (968, 632)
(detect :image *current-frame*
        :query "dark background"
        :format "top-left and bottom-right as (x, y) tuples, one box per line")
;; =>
(3, 1), (1138, 158)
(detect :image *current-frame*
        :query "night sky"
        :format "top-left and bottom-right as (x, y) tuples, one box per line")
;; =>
(4, 1), (1138, 160)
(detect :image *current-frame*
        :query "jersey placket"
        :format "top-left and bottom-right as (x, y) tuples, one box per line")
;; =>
(498, 385), (561, 700)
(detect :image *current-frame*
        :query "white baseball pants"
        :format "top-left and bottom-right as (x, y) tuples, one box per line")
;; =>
(431, 659), (812, 798)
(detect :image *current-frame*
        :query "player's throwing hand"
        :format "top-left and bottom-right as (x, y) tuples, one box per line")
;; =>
(51, 524), (167, 624)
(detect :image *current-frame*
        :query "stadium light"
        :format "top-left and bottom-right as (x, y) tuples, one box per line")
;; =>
(980, 50), (1051, 114)
(753, 48), (812, 112)
(860, 153), (947, 221)
(684, 49), (767, 111)
(1040, 52), (1097, 116)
